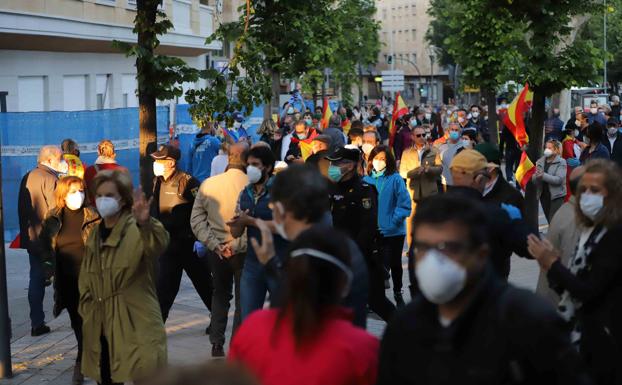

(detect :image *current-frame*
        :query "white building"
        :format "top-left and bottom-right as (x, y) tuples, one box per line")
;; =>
(0, 0), (222, 112)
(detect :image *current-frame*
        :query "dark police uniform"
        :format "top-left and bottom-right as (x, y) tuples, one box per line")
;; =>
(150, 146), (213, 321)
(328, 147), (396, 322)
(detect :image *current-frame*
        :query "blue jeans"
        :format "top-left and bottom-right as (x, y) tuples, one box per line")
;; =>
(28, 253), (46, 328)
(240, 257), (280, 321)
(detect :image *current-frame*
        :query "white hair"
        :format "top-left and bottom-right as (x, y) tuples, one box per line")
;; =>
(37, 145), (61, 164)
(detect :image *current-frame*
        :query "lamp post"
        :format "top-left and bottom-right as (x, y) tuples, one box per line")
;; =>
(426, 45), (436, 105)
(604, 0), (608, 91)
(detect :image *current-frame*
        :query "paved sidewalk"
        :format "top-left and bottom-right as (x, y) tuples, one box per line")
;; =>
(2, 245), (539, 384)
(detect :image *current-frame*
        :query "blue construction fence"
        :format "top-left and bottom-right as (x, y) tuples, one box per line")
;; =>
(0, 107), (170, 240)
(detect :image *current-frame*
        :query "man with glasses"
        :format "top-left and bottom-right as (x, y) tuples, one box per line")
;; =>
(377, 194), (592, 385)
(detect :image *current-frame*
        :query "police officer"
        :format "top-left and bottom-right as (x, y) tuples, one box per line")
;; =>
(326, 146), (396, 321)
(150, 145), (213, 326)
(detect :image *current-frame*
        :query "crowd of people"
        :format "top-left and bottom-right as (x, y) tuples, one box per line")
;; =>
(14, 94), (622, 385)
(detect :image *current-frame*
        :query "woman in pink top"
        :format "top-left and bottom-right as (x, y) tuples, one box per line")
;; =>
(228, 225), (379, 385)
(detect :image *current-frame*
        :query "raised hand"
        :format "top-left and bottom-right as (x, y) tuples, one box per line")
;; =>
(250, 219), (276, 265)
(132, 186), (153, 226)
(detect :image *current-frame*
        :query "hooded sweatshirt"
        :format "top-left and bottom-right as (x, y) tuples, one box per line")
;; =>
(189, 133), (221, 182)
(362, 172), (411, 237)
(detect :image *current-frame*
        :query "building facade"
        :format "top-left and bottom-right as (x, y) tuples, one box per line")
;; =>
(0, 0), (221, 112)
(372, 0), (449, 105)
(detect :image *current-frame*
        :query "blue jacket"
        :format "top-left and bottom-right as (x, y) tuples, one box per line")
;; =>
(363, 172), (411, 237)
(580, 143), (610, 164)
(238, 178), (288, 264)
(188, 134), (221, 182)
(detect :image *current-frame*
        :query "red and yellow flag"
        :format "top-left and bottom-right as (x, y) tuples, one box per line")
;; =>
(388, 92), (409, 149)
(299, 141), (314, 161)
(515, 151), (536, 190)
(502, 84), (533, 148)
(321, 97), (333, 130)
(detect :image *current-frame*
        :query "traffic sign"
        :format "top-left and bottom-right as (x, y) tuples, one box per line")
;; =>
(381, 70), (405, 92)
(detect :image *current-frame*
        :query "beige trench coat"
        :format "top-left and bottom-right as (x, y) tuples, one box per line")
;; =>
(79, 213), (169, 383)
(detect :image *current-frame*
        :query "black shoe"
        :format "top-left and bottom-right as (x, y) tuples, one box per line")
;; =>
(394, 291), (405, 307)
(31, 324), (51, 337)
(72, 362), (84, 385)
(205, 324), (211, 335)
(211, 343), (225, 358)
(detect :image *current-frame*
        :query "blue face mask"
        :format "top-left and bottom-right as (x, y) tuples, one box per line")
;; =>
(371, 169), (385, 178)
(328, 165), (343, 182)
(305, 118), (313, 126)
(449, 131), (461, 141)
(410, 119), (418, 127)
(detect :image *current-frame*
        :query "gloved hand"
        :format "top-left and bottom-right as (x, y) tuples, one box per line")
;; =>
(567, 158), (580, 168)
(193, 241), (208, 258)
(501, 203), (522, 220)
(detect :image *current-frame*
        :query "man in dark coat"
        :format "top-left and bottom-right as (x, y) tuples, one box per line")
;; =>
(377, 195), (592, 385)
(18, 145), (63, 336)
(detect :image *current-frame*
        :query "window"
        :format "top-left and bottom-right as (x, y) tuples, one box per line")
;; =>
(96, 74), (112, 109)
(412, 53), (417, 63)
(412, 3), (416, 15)
(95, 0), (116, 6)
(18, 76), (46, 112)
(382, 8), (387, 19)
(200, 0), (209, 4)
(63, 75), (87, 111)
(382, 31), (388, 42)
(122, 74), (138, 108)
(411, 29), (417, 40)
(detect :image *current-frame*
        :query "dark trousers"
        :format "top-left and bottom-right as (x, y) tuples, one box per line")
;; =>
(207, 252), (244, 346)
(505, 149), (520, 182)
(240, 256), (280, 321)
(367, 249), (396, 321)
(541, 193), (565, 223)
(58, 274), (83, 363)
(28, 252), (46, 328)
(98, 335), (121, 385)
(379, 234), (406, 293)
(157, 239), (213, 321)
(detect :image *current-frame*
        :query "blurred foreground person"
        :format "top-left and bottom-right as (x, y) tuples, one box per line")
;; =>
(377, 195), (592, 385)
(230, 226), (379, 385)
(79, 170), (169, 385)
(529, 159), (622, 385)
(148, 362), (259, 385)
(37, 176), (100, 385)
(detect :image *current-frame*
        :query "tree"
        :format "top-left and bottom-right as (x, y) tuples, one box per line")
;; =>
(113, 0), (198, 195)
(426, 0), (523, 145)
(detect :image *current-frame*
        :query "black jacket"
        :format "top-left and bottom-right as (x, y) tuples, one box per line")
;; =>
(548, 223), (622, 384)
(482, 175), (526, 218)
(377, 268), (592, 385)
(602, 132), (622, 169)
(18, 164), (59, 252)
(151, 169), (199, 240)
(447, 186), (533, 278)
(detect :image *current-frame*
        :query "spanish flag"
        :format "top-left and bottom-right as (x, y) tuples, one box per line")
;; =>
(299, 141), (314, 161)
(502, 84), (533, 148)
(321, 97), (332, 130)
(389, 92), (409, 149)
(515, 151), (536, 190)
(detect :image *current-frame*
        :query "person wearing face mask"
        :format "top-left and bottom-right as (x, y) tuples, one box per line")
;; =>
(18, 145), (64, 337)
(528, 159), (622, 384)
(36, 176), (100, 385)
(467, 105), (489, 142)
(84, 140), (129, 203)
(544, 108), (564, 141)
(188, 123), (222, 183)
(285, 120), (319, 163)
(394, 114), (418, 161)
(226, 146), (288, 321)
(364, 146), (412, 306)
(475, 143), (526, 218)
(326, 147), (395, 321)
(580, 122), (610, 165)
(191, 142), (250, 357)
(533, 140), (567, 222)
(602, 118), (622, 168)
(377, 195), (592, 385)
(438, 122), (465, 188)
(361, 131), (380, 173)
(610, 95), (621, 123)
(229, 226), (379, 385)
(149, 145), (213, 328)
(80, 170), (169, 385)
(587, 100), (607, 126)
(448, 149), (534, 279)
(249, 164), (370, 328)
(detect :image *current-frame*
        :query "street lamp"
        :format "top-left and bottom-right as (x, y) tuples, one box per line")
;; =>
(427, 45), (436, 105)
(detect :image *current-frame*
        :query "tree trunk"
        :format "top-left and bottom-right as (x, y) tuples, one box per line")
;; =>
(264, 68), (280, 120)
(486, 88), (498, 146)
(312, 79), (318, 109)
(137, 0), (158, 196)
(524, 91), (546, 230)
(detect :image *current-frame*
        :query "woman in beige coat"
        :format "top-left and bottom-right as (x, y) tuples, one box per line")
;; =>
(79, 170), (169, 385)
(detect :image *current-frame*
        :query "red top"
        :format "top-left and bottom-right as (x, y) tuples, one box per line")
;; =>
(229, 308), (379, 385)
(84, 163), (128, 203)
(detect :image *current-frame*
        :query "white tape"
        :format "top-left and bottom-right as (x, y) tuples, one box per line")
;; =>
(1, 137), (168, 157)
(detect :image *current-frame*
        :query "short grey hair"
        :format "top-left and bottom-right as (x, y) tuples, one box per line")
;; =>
(38, 145), (61, 164)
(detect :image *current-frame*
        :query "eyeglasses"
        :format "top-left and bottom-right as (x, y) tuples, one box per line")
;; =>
(413, 240), (471, 256)
(414, 134), (424, 138)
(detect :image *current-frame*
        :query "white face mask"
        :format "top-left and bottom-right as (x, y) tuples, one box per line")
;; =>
(590, 107), (598, 115)
(65, 191), (85, 211)
(372, 159), (386, 172)
(580, 192), (604, 220)
(361, 143), (374, 155)
(96, 197), (121, 218)
(575, 120), (582, 127)
(457, 117), (465, 124)
(543, 148), (554, 157)
(471, 111), (480, 118)
(574, 129), (580, 137)
(425, 113), (432, 121)
(153, 162), (165, 177)
(461, 139), (471, 149)
(55, 159), (69, 174)
(415, 249), (467, 305)
(246, 165), (263, 184)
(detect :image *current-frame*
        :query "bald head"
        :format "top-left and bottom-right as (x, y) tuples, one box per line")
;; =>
(228, 142), (249, 167)
(38, 145), (62, 164)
